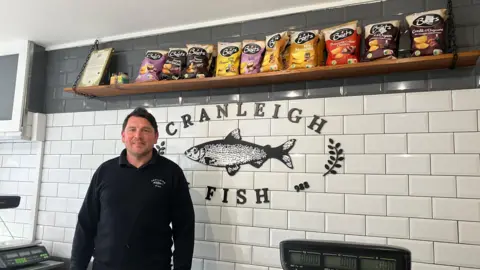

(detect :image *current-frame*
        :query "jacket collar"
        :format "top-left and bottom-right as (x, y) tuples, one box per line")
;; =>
(119, 148), (159, 168)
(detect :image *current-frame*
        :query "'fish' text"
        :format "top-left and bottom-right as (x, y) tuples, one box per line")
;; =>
(205, 186), (270, 204)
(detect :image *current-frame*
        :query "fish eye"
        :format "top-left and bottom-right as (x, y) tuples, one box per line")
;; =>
(193, 148), (198, 153)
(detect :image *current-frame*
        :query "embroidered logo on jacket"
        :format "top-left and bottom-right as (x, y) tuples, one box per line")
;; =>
(151, 179), (166, 188)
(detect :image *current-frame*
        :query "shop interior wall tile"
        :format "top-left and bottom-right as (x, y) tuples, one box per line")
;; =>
(210, 88), (240, 104)
(104, 96), (130, 111)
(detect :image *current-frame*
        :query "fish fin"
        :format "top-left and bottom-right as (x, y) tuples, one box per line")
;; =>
(282, 155), (293, 169)
(282, 139), (296, 152)
(250, 159), (267, 168)
(225, 129), (242, 141)
(273, 139), (296, 169)
(204, 157), (216, 165)
(226, 164), (241, 176)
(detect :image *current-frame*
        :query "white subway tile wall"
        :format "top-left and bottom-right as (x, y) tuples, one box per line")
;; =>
(6, 89), (480, 269)
(0, 141), (40, 242)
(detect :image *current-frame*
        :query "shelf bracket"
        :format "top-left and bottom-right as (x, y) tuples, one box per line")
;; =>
(71, 39), (100, 98)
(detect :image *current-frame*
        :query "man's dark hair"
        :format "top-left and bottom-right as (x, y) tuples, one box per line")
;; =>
(122, 107), (158, 134)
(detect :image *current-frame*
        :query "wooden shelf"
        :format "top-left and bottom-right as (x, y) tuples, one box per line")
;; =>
(64, 51), (480, 97)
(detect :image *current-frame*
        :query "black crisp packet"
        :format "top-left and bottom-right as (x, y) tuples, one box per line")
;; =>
(363, 20), (401, 61)
(161, 48), (188, 80)
(183, 44), (214, 79)
(406, 9), (448, 57)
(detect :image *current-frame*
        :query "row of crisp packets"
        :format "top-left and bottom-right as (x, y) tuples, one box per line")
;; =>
(136, 8), (448, 82)
(253, 25), (361, 69)
(135, 41), (268, 81)
(215, 40), (266, 76)
(215, 30), (326, 77)
(261, 30), (325, 72)
(262, 9), (447, 69)
(323, 8), (448, 65)
(135, 44), (217, 82)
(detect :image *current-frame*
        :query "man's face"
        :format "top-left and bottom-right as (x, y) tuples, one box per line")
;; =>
(121, 116), (158, 158)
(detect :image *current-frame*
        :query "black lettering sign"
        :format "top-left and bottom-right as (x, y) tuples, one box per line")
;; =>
(205, 186), (216, 200)
(272, 104), (281, 119)
(288, 108), (302, 123)
(255, 188), (270, 204)
(217, 104), (228, 119)
(166, 122), (177, 136)
(308, 116), (327, 134)
(199, 108), (211, 122)
(203, 187), (270, 204)
(181, 114), (194, 128)
(222, 188), (229, 203)
(254, 103), (265, 117)
(236, 189), (247, 204)
(237, 102), (247, 117)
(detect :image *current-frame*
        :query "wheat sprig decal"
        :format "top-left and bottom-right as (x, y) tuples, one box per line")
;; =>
(324, 138), (344, 176)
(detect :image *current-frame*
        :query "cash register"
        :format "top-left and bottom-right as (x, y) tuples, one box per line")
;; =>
(0, 195), (63, 269)
(280, 239), (411, 270)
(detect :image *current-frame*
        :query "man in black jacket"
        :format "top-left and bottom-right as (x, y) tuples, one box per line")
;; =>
(70, 107), (195, 270)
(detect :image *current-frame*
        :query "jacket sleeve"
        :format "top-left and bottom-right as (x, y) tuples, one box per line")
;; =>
(171, 167), (195, 270)
(70, 168), (101, 270)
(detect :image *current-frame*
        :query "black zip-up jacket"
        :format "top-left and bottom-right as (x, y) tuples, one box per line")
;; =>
(70, 149), (195, 270)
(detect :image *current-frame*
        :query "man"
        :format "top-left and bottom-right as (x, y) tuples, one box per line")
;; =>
(70, 107), (195, 270)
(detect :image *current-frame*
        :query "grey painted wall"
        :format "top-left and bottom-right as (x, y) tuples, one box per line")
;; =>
(0, 54), (19, 120)
(27, 44), (47, 113)
(43, 0), (480, 113)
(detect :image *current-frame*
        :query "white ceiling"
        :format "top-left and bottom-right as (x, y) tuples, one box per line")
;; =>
(0, 0), (378, 51)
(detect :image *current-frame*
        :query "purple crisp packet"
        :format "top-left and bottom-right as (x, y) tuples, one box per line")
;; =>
(240, 40), (266, 75)
(135, 50), (168, 83)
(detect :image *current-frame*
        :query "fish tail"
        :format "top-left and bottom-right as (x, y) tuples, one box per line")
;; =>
(272, 139), (296, 169)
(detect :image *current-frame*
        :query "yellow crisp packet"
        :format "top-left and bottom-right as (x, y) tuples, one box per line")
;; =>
(287, 30), (320, 70)
(260, 31), (288, 72)
(215, 42), (241, 77)
(282, 31), (292, 70)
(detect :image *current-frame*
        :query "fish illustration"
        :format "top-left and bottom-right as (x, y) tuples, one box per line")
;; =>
(184, 128), (296, 176)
